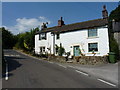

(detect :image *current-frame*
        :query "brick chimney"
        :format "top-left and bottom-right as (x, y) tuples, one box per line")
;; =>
(102, 5), (108, 19)
(58, 17), (65, 26)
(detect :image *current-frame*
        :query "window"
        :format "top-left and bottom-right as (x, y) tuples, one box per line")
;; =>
(40, 47), (42, 53)
(88, 43), (98, 52)
(56, 47), (58, 54)
(40, 47), (45, 53)
(39, 33), (46, 40)
(56, 34), (60, 39)
(55, 44), (59, 54)
(88, 28), (97, 37)
(43, 47), (45, 52)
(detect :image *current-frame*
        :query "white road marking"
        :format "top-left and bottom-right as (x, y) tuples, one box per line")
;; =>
(97, 78), (116, 87)
(5, 54), (20, 57)
(48, 61), (54, 64)
(58, 64), (67, 68)
(75, 70), (89, 76)
(4, 55), (10, 56)
(15, 55), (20, 56)
(68, 65), (75, 68)
(5, 63), (8, 80)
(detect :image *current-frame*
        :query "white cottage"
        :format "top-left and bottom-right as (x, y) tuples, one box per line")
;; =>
(35, 5), (109, 57)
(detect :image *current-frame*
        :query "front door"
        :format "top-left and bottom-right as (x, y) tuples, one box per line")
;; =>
(74, 46), (80, 56)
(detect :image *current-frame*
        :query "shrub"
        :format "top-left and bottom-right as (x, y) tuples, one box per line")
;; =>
(109, 33), (119, 60)
(55, 43), (65, 56)
(58, 43), (65, 56)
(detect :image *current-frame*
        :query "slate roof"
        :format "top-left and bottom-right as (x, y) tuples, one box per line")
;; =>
(36, 18), (108, 34)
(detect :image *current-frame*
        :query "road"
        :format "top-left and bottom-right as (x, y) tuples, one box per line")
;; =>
(2, 49), (118, 89)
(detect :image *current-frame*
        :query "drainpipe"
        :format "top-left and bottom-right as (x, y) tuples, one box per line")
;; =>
(51, 32), (55, 55)
(53, 33), (55, 55)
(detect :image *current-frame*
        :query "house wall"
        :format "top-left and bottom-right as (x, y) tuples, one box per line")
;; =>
(35, 32), (54, 54)
(55, 27), (109, 57)
(35, 26), (109, 57)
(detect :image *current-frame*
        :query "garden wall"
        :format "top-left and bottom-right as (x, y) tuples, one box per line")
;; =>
(73, 56), (108, 65)
(48, 55), (108, 65)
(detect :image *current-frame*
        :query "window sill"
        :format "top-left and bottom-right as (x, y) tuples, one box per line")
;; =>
(87, 52), (100, 54)
(39, 39), (47, 40)
(87, 36), (99, 39)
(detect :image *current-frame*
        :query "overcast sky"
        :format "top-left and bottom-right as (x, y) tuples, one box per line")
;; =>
(2, 2), (118, 34)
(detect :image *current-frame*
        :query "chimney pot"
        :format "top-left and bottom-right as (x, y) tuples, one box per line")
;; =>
(58, 17), (65, 26)
(61, 17), (63, 20)
(102, 5), (108, 19)
(103, 5), (106, 10)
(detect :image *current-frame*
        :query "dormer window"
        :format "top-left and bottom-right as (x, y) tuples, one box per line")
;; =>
(88, 28), (97, 37)
(39, 33), (46, 40)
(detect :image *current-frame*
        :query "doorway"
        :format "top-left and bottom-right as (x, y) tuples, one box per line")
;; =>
(73, 46), (80, 56)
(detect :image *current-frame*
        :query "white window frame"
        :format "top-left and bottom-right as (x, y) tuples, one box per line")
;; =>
(88, 43), (98, 52)
(88, 28), (98, 37)
(40, 47), (45, 53)
(39, 33), (47, 40)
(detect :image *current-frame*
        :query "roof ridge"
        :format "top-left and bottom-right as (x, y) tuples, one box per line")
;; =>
(36, 18), (108, 34)
(65, 18), (104, 26)
(46, 18), (105, 29)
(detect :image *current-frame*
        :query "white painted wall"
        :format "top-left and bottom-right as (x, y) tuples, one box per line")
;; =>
(35, 32), (54, 54)
(35, 34), (39, 54)
(35, 26), (109, 57)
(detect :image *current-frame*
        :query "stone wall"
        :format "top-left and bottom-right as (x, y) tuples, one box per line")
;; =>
(73, 56), (108, 65)
(48, 55), (108, 65)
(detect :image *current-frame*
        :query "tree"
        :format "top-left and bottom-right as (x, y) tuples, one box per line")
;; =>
(15, 33), (26, 50)
(109, 5), (120, 22)
(108, 4), (120, 59)
(24, 27), (39, 51)
(1, 27), (16, 49)
(15, 27), (39, 52)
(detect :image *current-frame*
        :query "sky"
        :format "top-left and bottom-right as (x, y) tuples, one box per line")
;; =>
(2, 2), (119, 34)
(0, 1), (2, 27)
(1, 0), (120, 2)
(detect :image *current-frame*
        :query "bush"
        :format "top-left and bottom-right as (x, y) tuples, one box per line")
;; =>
(109, 33), (119, 60)
(58, 43), (65, 56)
(108, 5), (120, 60)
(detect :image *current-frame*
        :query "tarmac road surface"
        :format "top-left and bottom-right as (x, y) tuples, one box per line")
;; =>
(2, 49), (119, 89)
